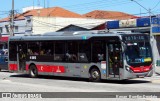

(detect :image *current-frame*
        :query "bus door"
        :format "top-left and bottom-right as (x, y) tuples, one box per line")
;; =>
(107, 43), (121, 79)
(17, 43), (27, 72)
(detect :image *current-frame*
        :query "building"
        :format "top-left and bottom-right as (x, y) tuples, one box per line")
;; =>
(57, 23), (106, 32)
(0, 7), (138, 36)
(32, 16), (107, 34)
(83, 10), (138, 20)
(0, 7), (84, 36)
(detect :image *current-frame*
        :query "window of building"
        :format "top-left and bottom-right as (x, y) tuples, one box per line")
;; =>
(0, 27), (2, 33)
(14, 26), (18, 32)
(5, 25), (9, 33)
(27, 19), (31, 24)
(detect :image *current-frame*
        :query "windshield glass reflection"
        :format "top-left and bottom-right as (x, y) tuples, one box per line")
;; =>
(125, 42), (152, 66)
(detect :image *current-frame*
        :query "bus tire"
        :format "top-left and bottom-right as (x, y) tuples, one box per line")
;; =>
(29, 65), (38, 78)
(89, 68), (101, 82)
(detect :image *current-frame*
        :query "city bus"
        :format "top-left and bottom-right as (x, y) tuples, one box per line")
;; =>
(8, 31), (153, 81)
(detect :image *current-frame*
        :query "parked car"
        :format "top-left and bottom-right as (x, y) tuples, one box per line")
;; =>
(0, 49), (8, 71)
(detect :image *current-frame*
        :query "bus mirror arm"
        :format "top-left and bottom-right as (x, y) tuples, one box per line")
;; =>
(122, 42), (127, 52)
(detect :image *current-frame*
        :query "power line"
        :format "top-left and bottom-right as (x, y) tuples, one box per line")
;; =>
(53, 0), (144, 14)
(64, 0), (137, 13)
(152, 0), (160, 10)
(12, 10), (150, 28)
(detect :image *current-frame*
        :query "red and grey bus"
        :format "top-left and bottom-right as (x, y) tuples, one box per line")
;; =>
(8, 31), (153, 81)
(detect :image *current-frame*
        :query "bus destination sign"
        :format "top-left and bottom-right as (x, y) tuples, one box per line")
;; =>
(123, 35), (148, 42)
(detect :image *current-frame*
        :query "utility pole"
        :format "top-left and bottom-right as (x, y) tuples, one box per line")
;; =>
(10, 0), (14, 36)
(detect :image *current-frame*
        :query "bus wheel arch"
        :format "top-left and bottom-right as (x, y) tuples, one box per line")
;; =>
(29, 64), (38, 78)
(89, 66), (101, 82)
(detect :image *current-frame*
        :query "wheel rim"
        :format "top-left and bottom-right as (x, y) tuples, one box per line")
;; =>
(31, 68), (36, 76)
(92, 70), (100, 79)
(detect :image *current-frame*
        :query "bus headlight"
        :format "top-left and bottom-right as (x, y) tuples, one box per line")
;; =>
(125, 65), (133, 73)
(125, 66), (130, 71)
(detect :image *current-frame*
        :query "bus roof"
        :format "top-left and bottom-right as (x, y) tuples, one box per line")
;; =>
(9, 31), (144, 41)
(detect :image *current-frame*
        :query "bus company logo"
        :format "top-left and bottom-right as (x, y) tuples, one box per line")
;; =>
(1, 93), (42, 99)
(2, 93), (11, 98)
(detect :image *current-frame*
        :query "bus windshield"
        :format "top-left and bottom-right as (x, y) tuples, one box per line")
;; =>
(125, 42), (152, 66)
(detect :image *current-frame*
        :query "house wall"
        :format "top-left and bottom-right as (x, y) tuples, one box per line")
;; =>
(32, 17), (108, 34)
(0, 21), (10, 36)
(0, 16), (33, 36)
(0, 16), (108, 36)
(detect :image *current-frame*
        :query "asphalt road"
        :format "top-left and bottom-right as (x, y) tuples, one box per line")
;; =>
(0, 70), (160, 101)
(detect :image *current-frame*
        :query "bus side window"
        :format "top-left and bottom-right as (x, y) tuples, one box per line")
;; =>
(27, 49), (33, 55)
(54, 42), (65, 61)
(28, 42), (39, 56)
(40, 42), (54, 56)
(78, 41), (90, 62)
(92, 41), (105, 62)
(66, 41), (78, 62)
(9, 42), (17, 61)
(78, 53), (88, 62)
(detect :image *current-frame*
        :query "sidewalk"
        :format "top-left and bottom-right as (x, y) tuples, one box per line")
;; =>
(147, 73), (160, 84)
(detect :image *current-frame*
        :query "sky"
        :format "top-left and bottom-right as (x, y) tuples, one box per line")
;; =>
(0, 0), (160, 18)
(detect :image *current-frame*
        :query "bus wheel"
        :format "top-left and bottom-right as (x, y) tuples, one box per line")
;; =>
(29, 65), (38, 78)
(89, 68), (101, 82)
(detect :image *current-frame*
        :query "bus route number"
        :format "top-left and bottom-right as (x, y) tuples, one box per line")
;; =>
(30, 56), (37, 60)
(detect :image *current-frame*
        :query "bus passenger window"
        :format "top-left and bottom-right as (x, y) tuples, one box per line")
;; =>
(78, 41), (91, 62)
(98, 54), (104, 61)
(28, 42), (39, 55)
(46, 49), (51, 55)
(54, 42), (65, 61)
(66, 41), (78, 62)
(9, 42), (17, 61)
(27, 49), (33, 55)
(40, 49), (45, 55)
(40, 42), (53, 56)
(78, 53), (88, 62)
(92, 41), (105, 62)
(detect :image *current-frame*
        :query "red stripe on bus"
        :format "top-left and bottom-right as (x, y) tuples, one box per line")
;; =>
(26, 64), (29, 71)
(35, 65), (65, 73)
(130, 65), (152, 73)
(9, 64), (18, 71)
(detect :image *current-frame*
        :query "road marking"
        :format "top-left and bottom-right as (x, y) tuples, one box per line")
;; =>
(1, 79), (12, 82)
